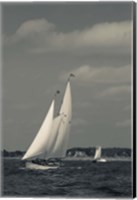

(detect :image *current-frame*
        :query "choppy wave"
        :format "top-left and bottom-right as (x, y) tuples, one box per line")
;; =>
(2, 158), (132, 197)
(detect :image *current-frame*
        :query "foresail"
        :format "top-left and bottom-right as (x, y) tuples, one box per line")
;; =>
(52, 81), (72, 157)
(94, 146), (101, 160)
(22, 100), (55, 160)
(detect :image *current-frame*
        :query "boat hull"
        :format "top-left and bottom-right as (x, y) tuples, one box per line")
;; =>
(26, 161), (59, 170)
(98, 158), (107, 162)
(92, 158), (107, 163)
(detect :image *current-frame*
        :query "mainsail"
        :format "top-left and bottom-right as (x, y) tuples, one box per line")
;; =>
(46, 115), (62, 158)
(51, 81), (72, 157)
(22, 78), (72, 161)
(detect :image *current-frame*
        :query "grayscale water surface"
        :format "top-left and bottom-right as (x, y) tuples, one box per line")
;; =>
(2, 157), (132, 198)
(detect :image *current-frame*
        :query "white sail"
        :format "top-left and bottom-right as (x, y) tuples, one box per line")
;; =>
(22, 78), (73, 161)
(46, 115), (62, 158)
(52, 81), (72, 157)
(22, 100), (55, 160)
(94, 146), (101, 160)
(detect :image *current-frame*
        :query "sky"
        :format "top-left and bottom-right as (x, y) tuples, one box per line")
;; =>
(1, 2), (133, 151)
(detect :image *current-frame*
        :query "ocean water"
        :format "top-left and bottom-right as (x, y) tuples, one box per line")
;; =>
(2, 157), (132, 198)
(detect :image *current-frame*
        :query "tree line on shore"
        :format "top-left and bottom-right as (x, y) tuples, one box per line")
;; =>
(66, 147), (131, 157)
(2, 147), (131, 157)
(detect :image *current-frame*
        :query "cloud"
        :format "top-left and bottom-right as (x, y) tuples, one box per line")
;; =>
(99, 85), (131, 97)
(60, 64), (131, 84)
(116, 119), (131, 127)
(4, 19), (132, 54)
(4, 19), (55, 45)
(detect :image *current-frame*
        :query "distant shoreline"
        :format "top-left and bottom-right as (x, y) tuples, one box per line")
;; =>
(1, 147), (131, 158)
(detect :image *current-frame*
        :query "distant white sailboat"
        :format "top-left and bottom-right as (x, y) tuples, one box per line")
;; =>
(22, 74), (74, 170)
(93, 146), (107, 162)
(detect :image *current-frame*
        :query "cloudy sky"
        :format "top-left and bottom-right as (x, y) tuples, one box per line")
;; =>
(2, 2), (133, 151)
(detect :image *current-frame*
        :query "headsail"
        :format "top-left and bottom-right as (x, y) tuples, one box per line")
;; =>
(94, 146), (101, 160)
(22, 100), (55, 160)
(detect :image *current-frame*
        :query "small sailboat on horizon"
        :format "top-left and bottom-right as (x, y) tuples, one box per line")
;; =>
(92, 146), (107, 163)
(22, 74), (74, 170)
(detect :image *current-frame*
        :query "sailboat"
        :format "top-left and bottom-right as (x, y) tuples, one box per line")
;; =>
(92, 146), (107, 163)
(22, 74), (74, 170)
